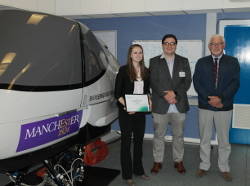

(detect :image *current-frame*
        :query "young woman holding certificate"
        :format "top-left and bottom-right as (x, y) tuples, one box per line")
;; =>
(115, 44), (152, 186)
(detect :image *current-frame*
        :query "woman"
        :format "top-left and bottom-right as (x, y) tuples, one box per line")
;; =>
(115, 44), (151, 186)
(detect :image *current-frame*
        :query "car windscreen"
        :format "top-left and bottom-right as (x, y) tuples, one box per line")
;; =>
(0, 10), (82, 91)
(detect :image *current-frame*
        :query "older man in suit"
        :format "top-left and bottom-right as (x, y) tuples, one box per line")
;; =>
(149, 34), (192, 175)
(193, 34), (240, 181)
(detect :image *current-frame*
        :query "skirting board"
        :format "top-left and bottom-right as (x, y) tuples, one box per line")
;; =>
(102, 130), (218, 145)
(144, 133), (218, 145)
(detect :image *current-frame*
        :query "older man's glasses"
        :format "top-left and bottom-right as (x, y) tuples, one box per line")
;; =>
(163, 42), (176, 46)
(210, 42), (224, 47)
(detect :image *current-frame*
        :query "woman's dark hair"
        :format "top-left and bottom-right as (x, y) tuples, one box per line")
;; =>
(126, 44), (148, 82)
(161, 34), (178, 44)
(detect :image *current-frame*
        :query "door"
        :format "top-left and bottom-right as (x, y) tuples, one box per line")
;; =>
(220, 20), (250, 144)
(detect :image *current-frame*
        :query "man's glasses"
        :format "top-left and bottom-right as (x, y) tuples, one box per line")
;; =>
(163, 42), (176, 46)
(210, 42), (224, 47)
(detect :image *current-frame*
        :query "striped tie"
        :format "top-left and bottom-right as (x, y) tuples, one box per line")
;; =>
(214, 58), (218, 89)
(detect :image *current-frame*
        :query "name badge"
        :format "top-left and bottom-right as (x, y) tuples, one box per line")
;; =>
(179, 71), (185, 77)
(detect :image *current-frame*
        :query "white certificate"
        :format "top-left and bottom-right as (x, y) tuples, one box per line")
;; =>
(125, 94), (150, 112)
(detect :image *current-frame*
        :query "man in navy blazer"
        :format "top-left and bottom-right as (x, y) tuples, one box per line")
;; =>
(150, 34), (191, 175)
(193, 34), (240, 181)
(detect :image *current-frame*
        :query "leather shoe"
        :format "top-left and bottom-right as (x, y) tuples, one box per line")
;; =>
(221, 171), (232, 181)
(125, 179), (136, 186)
(174, 161), (186, 174)
(151, 162), (162, 174)
(196, 169), (207, 178)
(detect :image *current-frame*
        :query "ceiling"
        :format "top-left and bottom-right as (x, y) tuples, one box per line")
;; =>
(0, 4), (250, 20)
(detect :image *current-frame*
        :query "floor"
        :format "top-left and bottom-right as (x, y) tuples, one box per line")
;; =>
(1, 133), (250, 186)
(96, 139), (250, 186)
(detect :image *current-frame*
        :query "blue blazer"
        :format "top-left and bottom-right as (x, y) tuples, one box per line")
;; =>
(193, 54), (240, 111)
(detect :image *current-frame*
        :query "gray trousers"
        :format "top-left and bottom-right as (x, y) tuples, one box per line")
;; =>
(198, 108), (232, 172)
(152, 112), (186, 163)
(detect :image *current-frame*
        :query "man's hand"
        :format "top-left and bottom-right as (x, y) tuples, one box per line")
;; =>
(215, 103), (223, 108)
(208, 96), (222, 108)
(168, 99), (177, 104)
(164, 91), (177, 104)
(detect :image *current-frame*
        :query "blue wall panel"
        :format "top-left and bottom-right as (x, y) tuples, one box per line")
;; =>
(224, 25), (250, 144)
(78, 14), (206, 68)
(77, 12), (250, 140)
(78, 14), (206, 139)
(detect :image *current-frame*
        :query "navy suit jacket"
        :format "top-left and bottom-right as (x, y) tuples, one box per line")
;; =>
(149, 54), (192, 114)
(193, 54), (240, 111)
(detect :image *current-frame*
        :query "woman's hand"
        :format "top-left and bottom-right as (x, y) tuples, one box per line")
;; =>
(123, 106), (135, 114)
(149, 99), (152, 112)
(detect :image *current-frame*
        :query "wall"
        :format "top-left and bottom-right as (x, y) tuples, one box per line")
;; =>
(78, 14), (205, 141)
(78, 14), (207, 65)
(78, 11), (250, 142)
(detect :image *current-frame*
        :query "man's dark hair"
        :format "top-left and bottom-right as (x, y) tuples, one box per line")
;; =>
(161, 34), (178, 44)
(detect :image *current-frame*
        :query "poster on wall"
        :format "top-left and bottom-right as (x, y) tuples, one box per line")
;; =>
(133, 40), (203, 97)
